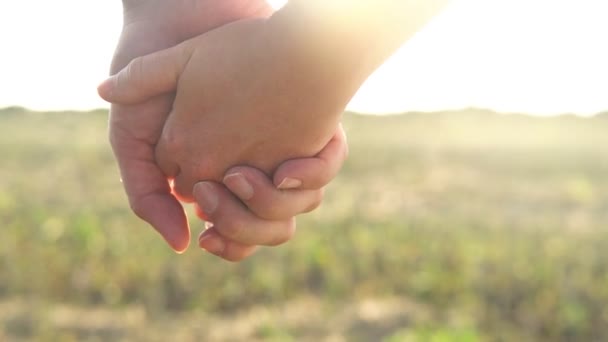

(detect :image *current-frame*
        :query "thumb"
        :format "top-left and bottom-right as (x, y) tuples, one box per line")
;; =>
(98, 42), (193, 104)
(273, 124), (348, 190)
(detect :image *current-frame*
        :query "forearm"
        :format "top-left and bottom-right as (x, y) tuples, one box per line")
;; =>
(263, 0), (450, 113)
(278, 0), (449, 68)
(112, 0), (272, 73)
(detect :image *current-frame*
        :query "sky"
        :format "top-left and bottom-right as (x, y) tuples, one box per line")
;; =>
(0, 0), (606, 116)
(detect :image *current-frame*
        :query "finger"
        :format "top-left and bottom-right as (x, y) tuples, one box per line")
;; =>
(193, 182), (297, 246)
(98, 41), (194, 104)
(171, 172), (198, 203)
(110, 103), (190, 253)
(223, 167), (324, 221)
(154, 113), (200, 203)
(198, 227), (258, 262)
(154, 112), (182, 179)
(273, 124), (348, 190)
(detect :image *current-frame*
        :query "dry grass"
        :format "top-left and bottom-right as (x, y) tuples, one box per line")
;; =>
(2, 107), (608, 340)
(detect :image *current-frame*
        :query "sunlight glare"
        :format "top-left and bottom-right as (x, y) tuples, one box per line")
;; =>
(348, 0), (608, 116)
(0, 0), (606, 115)
(267, 0), (287, 10)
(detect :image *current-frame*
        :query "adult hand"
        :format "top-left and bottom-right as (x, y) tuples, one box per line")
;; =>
(107, 1), (347, 257)
(100, 19), (350, 257)
(101, 18), (347, 200)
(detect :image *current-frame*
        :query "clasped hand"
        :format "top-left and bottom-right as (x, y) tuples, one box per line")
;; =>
(99, 3), (346, 261)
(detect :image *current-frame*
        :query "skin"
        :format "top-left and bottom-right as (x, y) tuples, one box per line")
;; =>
(108, 0), (347, 260)
(103, 0), (448, 259)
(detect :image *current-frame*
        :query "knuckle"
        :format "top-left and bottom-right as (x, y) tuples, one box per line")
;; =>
(124, 56), (144, 87)
(108, 129), (120, 150)
(221, 246), (256, 262)
(255, 203), (287, 221)
(107, 120), (129, 151)
(303, 189), (325, 214)
(222, 253), (247, 263)
(267, 219), (297, 247)
(219, 219), (247, 241)
(128, 196), (148, 220)
(159, 126), (184, 155)
(306, 161), (332, 189)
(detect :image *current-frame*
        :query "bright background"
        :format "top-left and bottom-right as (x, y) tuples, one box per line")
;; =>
(0, 0), (606, 115)
(3, 1), (608, 340)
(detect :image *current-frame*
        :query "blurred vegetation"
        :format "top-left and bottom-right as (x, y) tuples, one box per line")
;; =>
(1, 106), (608, 341)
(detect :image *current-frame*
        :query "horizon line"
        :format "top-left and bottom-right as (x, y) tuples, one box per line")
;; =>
(1, 105), (607, 119)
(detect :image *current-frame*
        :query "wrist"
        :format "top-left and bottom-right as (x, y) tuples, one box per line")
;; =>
(112, 0), (185, 74)
(261, 7), (373, 116)
(266, 0), (450, 86)
(122, 0), (188, 26)
(177, 0), (273, 41)
(122, 0), (273, 40)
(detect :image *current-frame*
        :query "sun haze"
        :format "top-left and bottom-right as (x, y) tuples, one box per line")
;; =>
(0, 0), (606, 116)
(348, 0), (608, 116)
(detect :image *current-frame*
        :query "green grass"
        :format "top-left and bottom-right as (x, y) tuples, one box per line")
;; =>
(2, 106), (608, 340)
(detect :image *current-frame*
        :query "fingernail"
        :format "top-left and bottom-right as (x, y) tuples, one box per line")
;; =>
(198, 221), (214, 240)
(277, 177), (302, 190)
(193, 182), (219, 215)
(199, 231), (225, 255)
(223, 173), (254, 200)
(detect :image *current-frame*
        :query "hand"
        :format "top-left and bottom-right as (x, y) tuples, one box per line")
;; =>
(196, 126), (348, 261)
(106, 1), (348, 257)
(107, 0), (272, 252)
(100, 19), (347, 201)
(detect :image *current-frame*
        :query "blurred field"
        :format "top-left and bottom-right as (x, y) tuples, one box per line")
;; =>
(2, 106), (608, 341)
